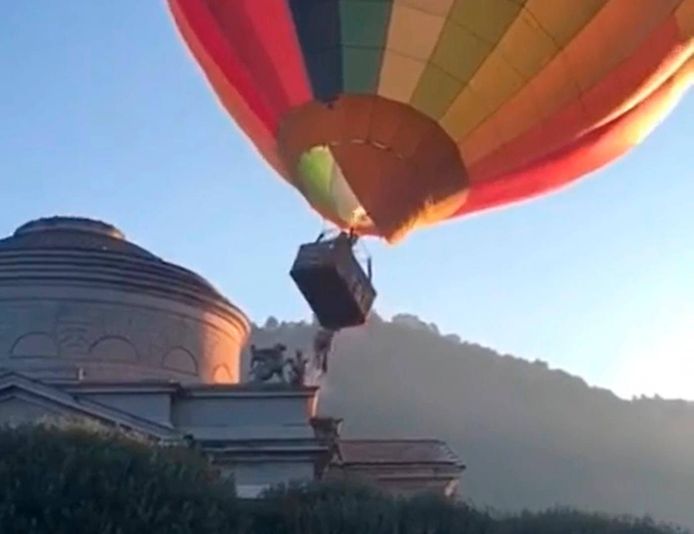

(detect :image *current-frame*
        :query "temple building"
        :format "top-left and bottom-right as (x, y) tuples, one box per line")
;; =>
(0, 216), (463, 498)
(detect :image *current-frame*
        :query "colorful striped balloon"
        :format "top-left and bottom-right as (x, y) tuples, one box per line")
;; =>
(168, 0), (693, 242)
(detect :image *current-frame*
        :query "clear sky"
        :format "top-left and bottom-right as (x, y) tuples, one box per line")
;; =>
(1, 2), (692, 400)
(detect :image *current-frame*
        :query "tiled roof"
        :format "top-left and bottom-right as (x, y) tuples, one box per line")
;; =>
(336, 439), (463, 467)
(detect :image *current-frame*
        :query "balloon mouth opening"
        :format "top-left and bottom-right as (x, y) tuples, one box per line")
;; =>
(280, 94), (470, 242)
(295, 141), (468, 244)
(296, 144), (375, 232)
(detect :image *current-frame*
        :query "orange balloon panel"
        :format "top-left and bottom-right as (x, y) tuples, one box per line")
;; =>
(168, 0), (693, 242)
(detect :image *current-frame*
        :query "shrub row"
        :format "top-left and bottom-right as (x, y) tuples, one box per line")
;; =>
(0, 424), (686, 534)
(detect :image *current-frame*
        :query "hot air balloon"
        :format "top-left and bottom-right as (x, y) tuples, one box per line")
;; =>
(167, 0), (692, 328)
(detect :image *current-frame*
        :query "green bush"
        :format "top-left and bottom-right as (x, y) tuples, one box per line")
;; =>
(0, 423), (687, 533)
(397, 492), (493, 534)
(251, 479), (398, 534)
(251, 482), (688, 534)
(493, 508), (687, 534)
(0, 421), (239, 534)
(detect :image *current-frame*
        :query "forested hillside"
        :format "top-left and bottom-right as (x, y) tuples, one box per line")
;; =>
(251, 314), (694, 530)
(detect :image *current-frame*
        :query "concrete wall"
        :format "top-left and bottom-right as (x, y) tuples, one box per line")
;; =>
(0, 379), (324, 499)
(0, 289), (246, 384)
(85, 392), (172, 425)
(172, 393), (314, 428)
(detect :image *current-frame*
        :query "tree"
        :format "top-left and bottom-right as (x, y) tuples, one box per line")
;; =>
(397, 493), (492, 534)
(493, 508), (688, 534)
(0, 421), (239, 534)
(251, 480), (397, 534)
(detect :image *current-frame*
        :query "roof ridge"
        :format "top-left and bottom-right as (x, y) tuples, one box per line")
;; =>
(340, 438), (445, 443)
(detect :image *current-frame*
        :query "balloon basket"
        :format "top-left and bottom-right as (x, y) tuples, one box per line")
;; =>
(290, 233), (376, 330)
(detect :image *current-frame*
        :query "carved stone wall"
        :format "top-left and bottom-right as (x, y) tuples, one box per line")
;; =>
(0, 217), (250, 384)
(0, 292), (246, 383)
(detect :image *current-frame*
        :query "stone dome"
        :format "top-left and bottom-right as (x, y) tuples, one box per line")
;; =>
(0, 217), (249, 383)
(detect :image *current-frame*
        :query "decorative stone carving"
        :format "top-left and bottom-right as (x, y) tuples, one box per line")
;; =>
(89, 336), (138, 362)
(248, 344), (309, 386)
(54, 305), (94, 357)
(249, 344), (289, 383)
(286, 350), (307, 386)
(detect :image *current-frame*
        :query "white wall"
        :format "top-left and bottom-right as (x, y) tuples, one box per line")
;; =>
(172, 395), (312, 428)
(85, 392), (172, 425)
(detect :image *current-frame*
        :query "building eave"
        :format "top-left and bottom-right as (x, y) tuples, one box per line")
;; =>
(0, 371), (180, 441)
(180, 384), (319, 399)
(58, 381), (319, 399)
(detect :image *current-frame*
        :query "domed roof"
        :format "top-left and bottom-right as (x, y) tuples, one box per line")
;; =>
(0, 217), (249, 384)
(0, 217), (233, 309)
(8, 217), (150, 256)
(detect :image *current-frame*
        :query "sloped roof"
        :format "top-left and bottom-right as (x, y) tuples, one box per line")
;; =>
(336, 439), (463, 467)
(0, 371), (180, 441)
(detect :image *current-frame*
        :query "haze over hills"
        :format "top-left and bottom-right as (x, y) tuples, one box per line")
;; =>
(250, 314), (694, 531)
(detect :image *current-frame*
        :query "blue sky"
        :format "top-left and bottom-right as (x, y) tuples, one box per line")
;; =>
(1, 2), (692, 399)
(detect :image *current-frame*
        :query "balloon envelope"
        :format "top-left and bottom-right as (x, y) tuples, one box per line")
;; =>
(169, 0), (693, 242)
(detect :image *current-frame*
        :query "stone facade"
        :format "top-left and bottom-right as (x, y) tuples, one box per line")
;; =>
(0, 216), (463, 498)
(0, 217), (327, 497)
(0, 371), (326, 497)
(0, 217), (247, 384)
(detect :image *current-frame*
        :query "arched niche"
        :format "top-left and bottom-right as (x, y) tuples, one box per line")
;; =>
(212, 364), (233, 384)
(162, 347), (198, 375)
(10, 333), (58, 358)
(89, 336), (138, 362)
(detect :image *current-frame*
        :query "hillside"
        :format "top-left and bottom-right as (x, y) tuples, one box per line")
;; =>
(250, 315), (694, 531)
